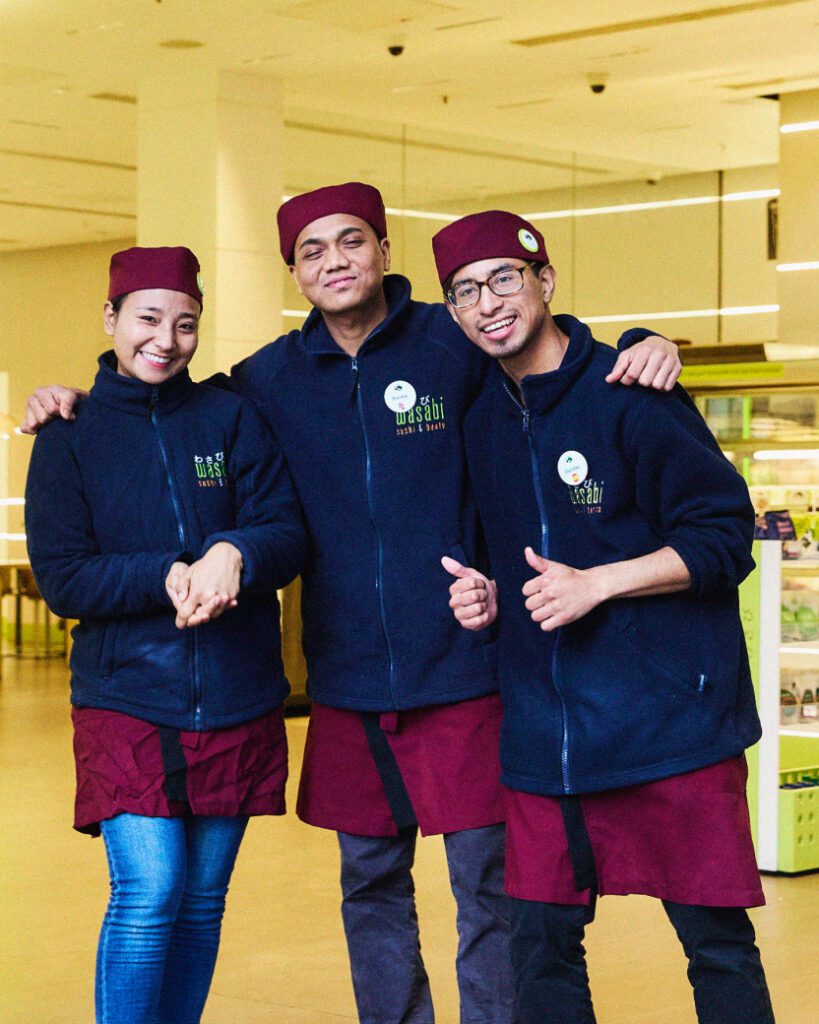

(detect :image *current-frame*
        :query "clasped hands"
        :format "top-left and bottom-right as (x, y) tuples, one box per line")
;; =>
(165, 541), (243, 629)
(442, 546), (606, 633)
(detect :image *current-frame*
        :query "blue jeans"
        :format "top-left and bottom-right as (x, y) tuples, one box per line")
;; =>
(338, 824), (515, 1024)
(511, 895), (775, 1024)
(96, 813), (248, 1024)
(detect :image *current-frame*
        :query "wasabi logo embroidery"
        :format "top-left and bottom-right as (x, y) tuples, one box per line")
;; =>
(394, 394), (447, 436)
(194, 451), (227, 488)
(568, 478), (605, 515)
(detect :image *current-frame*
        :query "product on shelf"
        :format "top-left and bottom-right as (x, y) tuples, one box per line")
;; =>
(781, 591), (819, 642)
(790, 512), (819, 560)
(780, 669), (819, 724)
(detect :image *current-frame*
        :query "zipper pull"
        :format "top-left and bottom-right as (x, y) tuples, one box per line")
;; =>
(350, 356), (359, 399)
(149, 385), (160, 410)
(522, 408), (530, 434)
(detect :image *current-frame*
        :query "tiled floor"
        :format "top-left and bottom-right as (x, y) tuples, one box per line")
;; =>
(1, 655), (815, 1023)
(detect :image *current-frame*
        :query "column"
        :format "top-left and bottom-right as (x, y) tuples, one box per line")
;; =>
(137, 68), (283, 379)
(777, 90), (819, 349)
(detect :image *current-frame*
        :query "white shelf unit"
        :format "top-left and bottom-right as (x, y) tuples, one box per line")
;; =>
(753, 541), (819, 873)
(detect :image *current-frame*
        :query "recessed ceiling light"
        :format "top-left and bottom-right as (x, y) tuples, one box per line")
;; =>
(159, 39), (204, 49)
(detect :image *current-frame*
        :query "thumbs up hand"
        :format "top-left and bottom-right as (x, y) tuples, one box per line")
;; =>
(522, 546), (605, 632)
(441, 556), (498, 631)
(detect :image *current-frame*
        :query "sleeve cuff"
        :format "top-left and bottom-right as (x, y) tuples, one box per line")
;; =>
(616, 327), (657, 351)
(201, 534), (253, 587)
(156, 552), (193, 607)
(667, 539), (701, 596)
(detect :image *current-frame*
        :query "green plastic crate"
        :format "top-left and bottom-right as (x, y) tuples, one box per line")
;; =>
(778, 766), (819, 873)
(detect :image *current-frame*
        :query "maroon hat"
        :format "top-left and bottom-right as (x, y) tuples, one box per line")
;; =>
(277, 182), (387, 264)
(108, 246), (204, 309)
(432, 211), (549, 287)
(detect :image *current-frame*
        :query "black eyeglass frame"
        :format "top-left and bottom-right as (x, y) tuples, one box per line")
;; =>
(444, 261), (544, 309)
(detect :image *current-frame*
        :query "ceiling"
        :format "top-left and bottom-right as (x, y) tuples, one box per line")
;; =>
(1, 0), (818, 251)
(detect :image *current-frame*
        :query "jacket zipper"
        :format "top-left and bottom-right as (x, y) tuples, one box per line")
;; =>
(150, 388), (202, 727)
(351, 356), (396, 704)
(504, 380), (572, 793)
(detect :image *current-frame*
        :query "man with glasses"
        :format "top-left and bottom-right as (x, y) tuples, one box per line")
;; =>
(22, 184), (682, 1024)
(436, 210), (774, 1024)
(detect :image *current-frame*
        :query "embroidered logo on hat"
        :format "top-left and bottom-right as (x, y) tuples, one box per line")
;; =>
(518, 228), (539, 253)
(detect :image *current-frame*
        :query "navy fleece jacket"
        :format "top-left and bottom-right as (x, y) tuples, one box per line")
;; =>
(25, 355), (306, 730)
(463, 315), (761, 795)
(216, 277), (658, 712)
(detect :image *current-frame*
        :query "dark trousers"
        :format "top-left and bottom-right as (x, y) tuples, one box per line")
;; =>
(338, 824), (515, 1024)
(510, 894), (775, 1024)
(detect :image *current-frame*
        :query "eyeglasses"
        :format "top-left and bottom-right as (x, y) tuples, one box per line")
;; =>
(445, 262), (539, 309)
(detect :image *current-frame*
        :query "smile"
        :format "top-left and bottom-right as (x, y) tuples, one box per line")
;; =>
(139, 351), (172, 367)
(481, 315), (516, 336)
(325, 276), (356, 289)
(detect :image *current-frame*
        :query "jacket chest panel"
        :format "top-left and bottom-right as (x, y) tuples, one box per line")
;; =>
(78, 421), (236, 550)
(271, 358), (466, 491)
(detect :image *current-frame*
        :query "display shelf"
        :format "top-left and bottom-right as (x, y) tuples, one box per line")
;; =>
(746, 540), (819, 873)
(781, 640), (819, 651)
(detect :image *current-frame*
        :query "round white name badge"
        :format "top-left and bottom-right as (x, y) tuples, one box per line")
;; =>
(384, 380), (417, 413)
(518, 228), (539, 253)
(557, 450), (588, 486)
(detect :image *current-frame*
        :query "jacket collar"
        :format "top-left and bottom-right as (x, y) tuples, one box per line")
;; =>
(299, 274), (413, 357)
(497, 315), (595, 416)
(89, 351), (196, 416)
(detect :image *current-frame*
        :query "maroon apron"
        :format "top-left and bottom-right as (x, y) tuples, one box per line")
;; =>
(297, 694), (505, 837)
(72, 706), (288, 836)
(504, 756), (765, 908)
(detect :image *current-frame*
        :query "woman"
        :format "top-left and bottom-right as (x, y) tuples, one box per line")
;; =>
(25, 246), (306, 1024)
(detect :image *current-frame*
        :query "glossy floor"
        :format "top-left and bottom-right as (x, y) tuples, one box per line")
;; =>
(0, 656), (815, 1023)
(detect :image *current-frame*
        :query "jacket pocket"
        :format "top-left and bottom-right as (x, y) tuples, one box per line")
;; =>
(623, 620), (709, 694)
(98, 622), (118, 677)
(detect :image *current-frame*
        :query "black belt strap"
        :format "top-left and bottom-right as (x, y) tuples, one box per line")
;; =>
(560, 796), (597, 893)
(158, 726), (189, 805)
(360, 712), (417, 829)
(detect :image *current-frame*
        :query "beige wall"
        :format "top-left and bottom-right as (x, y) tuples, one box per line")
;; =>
(0, 163), (782, 538)
(0, 238), (134, 555)
(283, 165), (779, 346)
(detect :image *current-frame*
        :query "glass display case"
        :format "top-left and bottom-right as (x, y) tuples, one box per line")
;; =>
(690, 367), (819, 537)
(685, 360), (819, 873)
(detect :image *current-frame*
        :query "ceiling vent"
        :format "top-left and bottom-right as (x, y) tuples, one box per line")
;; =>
(89, 92), (137, 104)
(512, 1), (811, 47)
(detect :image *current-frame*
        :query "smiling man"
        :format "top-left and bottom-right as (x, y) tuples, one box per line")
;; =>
(434, 210), (774, 1024)
(23, 183), (682, 1024)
